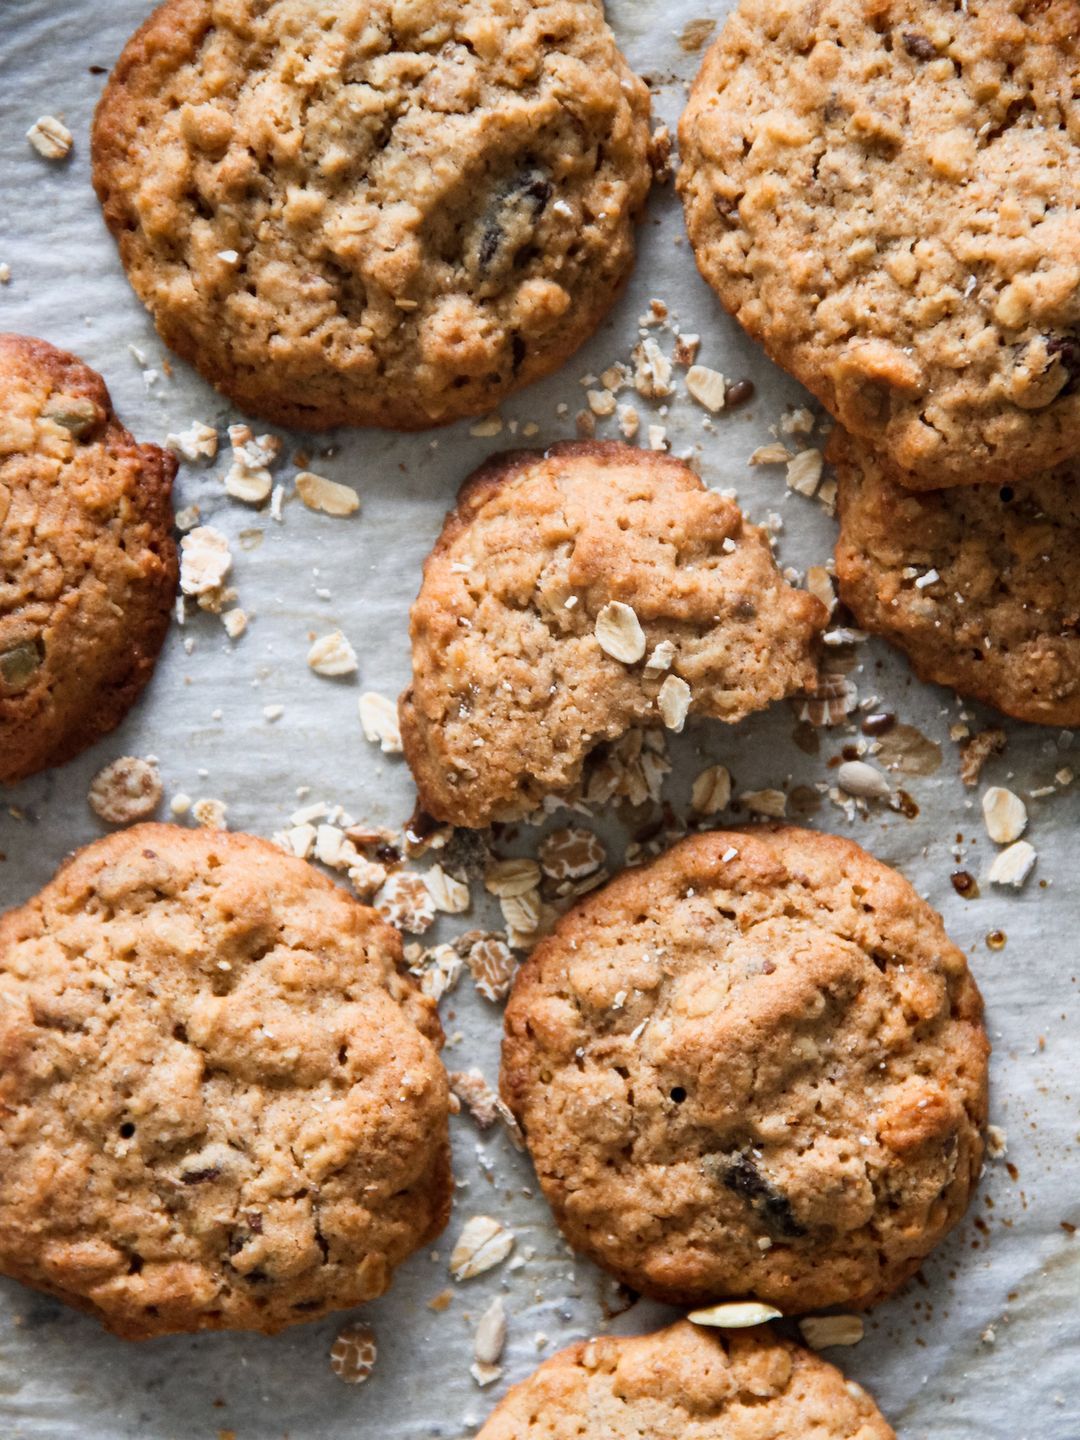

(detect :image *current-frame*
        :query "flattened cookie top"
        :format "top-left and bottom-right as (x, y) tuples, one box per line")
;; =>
(502, 826), (988, 1312)
(476, 1321), (895, 1440)
(0, 825), (451, 1339)
(0, 334), (177, 785)
(678, 0), (1080, 487)
(92, 0), (652, 431)
(400, 441), (827, 828)
(833, 428), (1080, 726)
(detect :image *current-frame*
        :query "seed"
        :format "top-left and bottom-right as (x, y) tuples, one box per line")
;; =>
(837, 760), (891, 800)
(799, 1315), (865, 1349)
(688, 1301), (781, 1328)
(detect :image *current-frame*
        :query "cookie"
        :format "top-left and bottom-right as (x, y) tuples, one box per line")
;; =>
(0, 334), (177, 785)
(832, 428), (1080, 726)
(0, 825), (452, 1339)
(502, 826), (988, 1312)
(400, 441), (827, 828)
(678, 0), (1080, 487)
(476, 1320), (894, 1440)
(92, 0), (653, 431)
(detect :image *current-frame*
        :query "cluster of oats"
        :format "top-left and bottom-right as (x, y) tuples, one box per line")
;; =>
(981, 784), (1037, 889)
(223, 424), (281, 505)
(177, 525), (248, 640)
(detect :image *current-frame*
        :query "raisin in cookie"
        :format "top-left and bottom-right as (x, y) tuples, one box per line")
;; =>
(0, 335), (177, 785)
(502, 826), (988, 1312)
(678, 0), (1080, 487)
(833, 428), (1080, 725)
(476, 1320), (894, 1440)
(400, 442), (827, 828)
(92, 0), (652, 431)
(0, 825), (452, 1339)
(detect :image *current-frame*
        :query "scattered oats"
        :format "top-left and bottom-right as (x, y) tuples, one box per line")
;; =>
(806, 566), (836, 614)
(586, 389), (616, 417)
(741, 788), (787, 818)
(165, 421), (218, 463)
(986, 1125), (1008, 1159)
(170, 793), (192, 817)
(647, 423), (668, 451)
(88, 757), (162, 825)
(263, 703), (284, 722)
(358, 692), (403, 752)
(450, 1216), (515, 1280)
(281, 823), (316, 859)
(837, 760), (891, 801)
(691, 764), (732, 815)
(425, 864), (471, 915)
(329, 1322), (376, 1385)
(474, 1296), (508, 1368)
(786, 448), (824, 496)
(780, 406), (815, 436)
(295, 470), (359, 517)
(685, 365), (726, 413)
(180, 526), (232, 596)
(688, 1301), (781, 1329)
(449, 1070), (500, 1128)
(799, 1316), (865, 1350)
(644, 639), (676, 675)
(484, 857), (541, 897)
(377, 871), (436, 933)
(348, 856), (388, 901)
(222, 608), (248, 640)
(469, 415), (503, 438)
(539, 827), (605, 881)
(471, 1362), (502, 1388)
(750, 443), (792, 465)
(796, 669), (859, 726)
(223, 423), (279, 504)
(191, 798), (228, 830)
(26, 115), (72, 160)
(632, 338), (674, 398)
(986, 840), (1037, 888)
(913, 568), (940, 590)
(672, 333), (700, 366)
(595, 601), (646, 664)
(417, 943), (463, 1002)
(500, 889), (541, 937)
(617, 403), (640, 439)
(657, 673), (692, 732)
(467, 935), (517, 1001)
(982, 786), (1027, 844)
(307, 630), (358, 677)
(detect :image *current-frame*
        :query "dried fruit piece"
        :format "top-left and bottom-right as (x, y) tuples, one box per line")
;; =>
(330, 1322), (377, 1384)
(0, 641), (42, 693)
(594, 601), (646, 664)
(88, 757), (162, 825)
(688, 1301), (782, 1328)
(450, 1216), (515, 1280)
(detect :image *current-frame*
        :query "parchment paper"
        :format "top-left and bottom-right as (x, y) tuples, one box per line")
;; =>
(0, 3), (1077, 1436)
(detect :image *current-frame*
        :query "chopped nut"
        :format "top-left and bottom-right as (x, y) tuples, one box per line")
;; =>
(586, 389), (616, 417)
(691, 764), (732, 815)
(191, 798), (228, 830)
(180, 526), (232, 596)
(981, 786), (1027, 844)
(595, 601), (646, 664)
(685, 365), (727, 413)
(688, 1301), (782, 1329)
(358, 691), (402, 752)
(644, 640), (676, 675)
(836, 760), (891, 801)
(307, 630), (358, 677)
(376, 871), (436, 933)
(282, 823), (316, 859)
(165, 422), (218, 463)
(539, 826), (605, 881)
(27, 115), (73, 160)
(632, 337), (674, 398)
(329, 1322), (377, 1385)
(467, 934), (516, 1001)
(295, 470), (359, 517)
(987, 839), (1037, 888)
(484, 857), (541, 897)
(657, 674), (691, 732)
(740, 788), (787, 818)
(450, 1216), (515, 1280)
(449, 1070), (501, 1128)
(786, 448), (824, 496)
(88, 757), (162, 825)
(647, 423), (668, 451)
(425, 863), (470, 915)
(474, 1296), (508, 1366)
(799, 1315), (865, 1349)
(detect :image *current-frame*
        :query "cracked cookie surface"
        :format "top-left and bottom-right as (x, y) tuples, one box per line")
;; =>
(92, 0), (652, 430)
(678, 0), (1080, 487)
(0, 334), (177, 785)
(400, 441), (826, 828)
(0, 825), (451, 1339)
(833, 427), (1080, 726)
(501, 826), (988, 1312)
(476, 1320), (894, 1440)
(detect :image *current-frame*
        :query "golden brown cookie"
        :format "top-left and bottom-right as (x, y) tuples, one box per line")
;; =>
(833, 427), (1080, 726)
(678, 0), (1080, 487)
(400, 442), (827, 828)
(0, 334), (177, 784)
(92, 0), (653, 430)
(0, 825), (452, 1339)
(476, 1320), (894, 1440)
(502, 826), (988, 1312)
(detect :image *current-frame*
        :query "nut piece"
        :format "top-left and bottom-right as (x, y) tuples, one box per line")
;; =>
(657, 674), (692, 732)
(27, 115), (73, 160)
(688, 1301), (782, 1328)
(165, 421), (218, 462)
(329, 1322), (377, 1385)
(88, 757), (163, 826)
(358, 692), (403, 752)
(685, 364), (727, 412)
(179, 526), (232, 596)
(799, 1315), (865, 1349)
(474, 1296), (508, 1366)
(987, 840), (1037, 889)
(691, 764), (732, 815)
(307, 630), (358, 677)
(837, 760), (891, 800)
(594, 601), (646, 664)
(981, 786), (1027, 844)
(296, 470), (359, 516)
(450, 1216), (515, 1280)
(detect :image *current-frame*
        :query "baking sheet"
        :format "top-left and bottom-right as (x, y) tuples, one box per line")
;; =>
(0, 2), (1077, 1436)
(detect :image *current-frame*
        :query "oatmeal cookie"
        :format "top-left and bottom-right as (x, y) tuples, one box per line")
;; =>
(678, 0), (1080, 487)
(476, 1320), (894, 1440)
(0, 825), (452, 1339)
(400, 442), (827, 828)
(0, 334), (177, 785)
(502, 826), (988, 1312)
(92, 0), (652, 430)
(833, 428), (1080, 726)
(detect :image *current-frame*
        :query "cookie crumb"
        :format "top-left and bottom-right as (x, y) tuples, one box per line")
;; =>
(88, 757), (163, 825)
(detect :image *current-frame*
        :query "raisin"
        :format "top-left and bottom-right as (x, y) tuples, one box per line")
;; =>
(1046, 333), (1080, 396)
(722, 1152), (807, 1239)
(724, 378), (755, 407)
(901, 31), (937, 60)
(180, 1165), (221, 1185)
(0, 640), (43, 694)
(477, 171), (553, 274)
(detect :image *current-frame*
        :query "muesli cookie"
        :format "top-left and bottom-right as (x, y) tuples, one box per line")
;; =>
(833, 428), (1080, 726)
(400, 441), (827, 828)
(678, 0), (1080, 487)
(92, 0), (653, 430)
(476, 1320), (894, 1440)
(502, 826), (988, 1312)
(0, 334), (177, 784)
(0, 825), (452, 1338)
